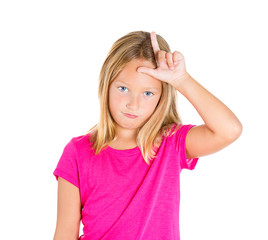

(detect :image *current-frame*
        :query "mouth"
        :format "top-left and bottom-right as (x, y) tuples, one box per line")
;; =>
(123, 113), (138, 118)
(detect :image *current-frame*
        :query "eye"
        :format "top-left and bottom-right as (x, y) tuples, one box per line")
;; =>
(118, 86), (128, 92)
(118, 86), (154, 97)
(144, 91), (154, 97)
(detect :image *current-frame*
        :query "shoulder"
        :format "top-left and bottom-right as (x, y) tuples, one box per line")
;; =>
(165, 123), (183, 137)
(70, 133), (93, 152)
(72, 133), (90, 144)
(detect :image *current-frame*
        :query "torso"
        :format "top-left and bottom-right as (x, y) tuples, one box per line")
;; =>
(108, 140), (138, 150)
(107, 123), (178, 150)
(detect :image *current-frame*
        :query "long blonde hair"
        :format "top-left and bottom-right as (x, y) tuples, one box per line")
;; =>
(85, 30), (183, 165)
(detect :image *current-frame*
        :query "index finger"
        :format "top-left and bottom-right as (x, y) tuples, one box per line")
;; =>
(150, 31), (160, 56)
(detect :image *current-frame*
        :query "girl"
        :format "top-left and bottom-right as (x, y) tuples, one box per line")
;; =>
(53, 31), (242, 240)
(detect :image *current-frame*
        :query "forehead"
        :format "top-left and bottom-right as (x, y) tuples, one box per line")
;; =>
(113, 59), (161, 89)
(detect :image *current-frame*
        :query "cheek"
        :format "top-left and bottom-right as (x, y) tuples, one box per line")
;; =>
(152, 96), (161, 111)
(109, 90), (124, 110)
(113, 94), (124, 106)
(143, 98), (160, 116)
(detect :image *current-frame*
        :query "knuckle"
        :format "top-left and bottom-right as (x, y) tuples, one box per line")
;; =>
(167, 52), (172, 57)
(175, 51), (182, 57)
(167, 52), (173, 62)
(159, 52), (165, 60)
(159, 50), (166, 55)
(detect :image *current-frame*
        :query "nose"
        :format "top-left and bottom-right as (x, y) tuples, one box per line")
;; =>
(126, 94), (140, 110)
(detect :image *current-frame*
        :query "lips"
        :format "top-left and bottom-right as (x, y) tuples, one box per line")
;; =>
(124, 113), (138, 118)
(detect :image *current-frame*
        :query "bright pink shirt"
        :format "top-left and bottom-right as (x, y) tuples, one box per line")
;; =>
(53, 123), (199, 240)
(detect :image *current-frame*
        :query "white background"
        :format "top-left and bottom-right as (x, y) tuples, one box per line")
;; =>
(1, 0), (267, 239)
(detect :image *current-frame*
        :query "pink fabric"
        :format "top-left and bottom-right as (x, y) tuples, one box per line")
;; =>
(53, 123), (199, 240)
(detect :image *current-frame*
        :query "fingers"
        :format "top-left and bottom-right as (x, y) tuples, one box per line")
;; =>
(150, 31), (160, 57)
(150, 31), (183, 70)
(166, 52), (175, 69)
(157, 50), (181, 69)
(173, 51), (183, 64)
(158, 50), (166, 68)
(137, 66), (157, 78)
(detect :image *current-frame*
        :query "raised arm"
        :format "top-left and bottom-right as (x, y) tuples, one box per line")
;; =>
(173, 73), (242, 159)
(137, 31), (242, 159)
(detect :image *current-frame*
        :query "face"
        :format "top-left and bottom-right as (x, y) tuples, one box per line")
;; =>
(108, 58), (162, 140)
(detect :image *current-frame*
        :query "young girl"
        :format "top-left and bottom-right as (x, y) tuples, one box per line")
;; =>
(53, 31), (242, 240)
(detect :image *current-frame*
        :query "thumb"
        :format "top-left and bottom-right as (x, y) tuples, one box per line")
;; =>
(137, 67), (157, 78)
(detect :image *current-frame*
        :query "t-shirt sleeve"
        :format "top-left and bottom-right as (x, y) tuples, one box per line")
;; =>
(53, 138), (80, 188)
(174, 124), (199, 171)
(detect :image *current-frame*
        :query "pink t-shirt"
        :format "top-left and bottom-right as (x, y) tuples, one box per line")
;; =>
(53, 123), (199, 240)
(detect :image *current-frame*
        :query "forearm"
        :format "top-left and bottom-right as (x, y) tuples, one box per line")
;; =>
(171, 73), (242, 139)
(53, 228), (79, 240)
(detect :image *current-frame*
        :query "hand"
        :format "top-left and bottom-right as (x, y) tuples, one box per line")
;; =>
(137, 31), (189, 86)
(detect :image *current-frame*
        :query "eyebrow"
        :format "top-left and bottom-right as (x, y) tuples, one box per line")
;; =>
(115, 80), (160, 91)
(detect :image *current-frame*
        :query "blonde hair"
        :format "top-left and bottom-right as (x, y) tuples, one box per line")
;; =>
(85, 30), (183, 165)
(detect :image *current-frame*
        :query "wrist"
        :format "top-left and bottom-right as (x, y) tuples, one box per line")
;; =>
(171, 72), (191, 90)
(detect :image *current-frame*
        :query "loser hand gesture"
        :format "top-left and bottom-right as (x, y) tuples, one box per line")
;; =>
(137, 32), (189, 86)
